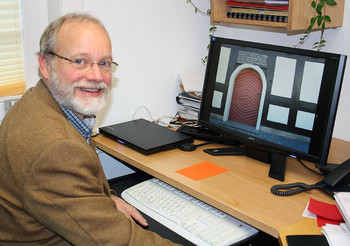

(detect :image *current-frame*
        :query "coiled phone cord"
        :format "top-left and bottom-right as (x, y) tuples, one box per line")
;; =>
(270, 182), (327, 196)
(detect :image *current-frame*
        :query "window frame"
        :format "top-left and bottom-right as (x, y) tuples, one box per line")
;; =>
(0, 0), (25, 97)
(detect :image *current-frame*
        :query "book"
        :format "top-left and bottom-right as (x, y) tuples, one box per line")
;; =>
(176, 73), (203, 121)
(335, 192), (350, 230)
(226, 0), (289, 11)
(232, 0), (289, 5)
(179, 83), (202, 99)
(322, 223), (350, 245)
(176, 92), (201, 103)
(178, 73), (204, 99)
(228, 7), (288, 16)
(177, 108), (199, 120)
(176, 92), (201, 112)
(176, 92), (201, 121)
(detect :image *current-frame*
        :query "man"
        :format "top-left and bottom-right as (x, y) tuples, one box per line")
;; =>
(0, 13), (177, 245)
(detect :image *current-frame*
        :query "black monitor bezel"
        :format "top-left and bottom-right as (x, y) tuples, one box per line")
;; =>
(199, 36), (347, 165)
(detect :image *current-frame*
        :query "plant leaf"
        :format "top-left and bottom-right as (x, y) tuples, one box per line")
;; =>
(324, 15), (331, 22)
(310, 17), (316, 25)
(326, 0), (337, 6)
(316, 2), (324, 15)
(311, 1), (316, 8)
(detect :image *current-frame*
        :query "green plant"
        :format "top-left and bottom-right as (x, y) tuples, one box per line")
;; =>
(186, 0), (216, 64)
(294, 0), (337, 51)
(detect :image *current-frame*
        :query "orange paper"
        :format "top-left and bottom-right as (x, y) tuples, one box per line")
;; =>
(176, 161), (229, 181)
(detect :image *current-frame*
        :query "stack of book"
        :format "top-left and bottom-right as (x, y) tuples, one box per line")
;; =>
(176, 73), (203, 120)
(226, 0), (289, 23)
(176, 92), (201, 120)
(321, 192), (350, 245)
(335, 192), (350, 230)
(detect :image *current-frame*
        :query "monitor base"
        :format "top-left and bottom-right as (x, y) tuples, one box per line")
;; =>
(204, 146), (287, 181)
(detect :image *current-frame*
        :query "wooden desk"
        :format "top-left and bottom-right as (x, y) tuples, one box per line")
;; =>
(93, 135), (349, 240)
(278, 218), (323, 246)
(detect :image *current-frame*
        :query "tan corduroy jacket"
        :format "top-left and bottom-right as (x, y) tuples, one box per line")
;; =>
(0, 81), (177, 245)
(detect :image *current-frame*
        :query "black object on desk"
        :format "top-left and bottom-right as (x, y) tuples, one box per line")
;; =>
(286, 235), (329, 246)
(177, 125), (240, 146)
(100, 119), (194, 155)
(177, 125), (222, 141)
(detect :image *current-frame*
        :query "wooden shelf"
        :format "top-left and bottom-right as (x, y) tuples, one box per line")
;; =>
(211, 0), (344, 31)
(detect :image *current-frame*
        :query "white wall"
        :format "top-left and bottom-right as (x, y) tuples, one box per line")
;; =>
(22, 0), (350, 142)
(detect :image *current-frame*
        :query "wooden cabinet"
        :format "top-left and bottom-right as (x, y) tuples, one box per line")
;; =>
(211, 0), (344, 31)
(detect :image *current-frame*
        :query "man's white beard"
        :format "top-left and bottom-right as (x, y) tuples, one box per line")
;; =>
(47, 69), (111, 117)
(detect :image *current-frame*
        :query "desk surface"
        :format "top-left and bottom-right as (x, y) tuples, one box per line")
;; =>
(93, 134), (349, 239)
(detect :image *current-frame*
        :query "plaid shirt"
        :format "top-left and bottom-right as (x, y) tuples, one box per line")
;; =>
(41, 80), (94, 143)
(60, 106), (95, 144)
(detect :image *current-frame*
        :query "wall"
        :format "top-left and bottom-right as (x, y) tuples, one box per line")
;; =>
(21, 0), (350, 142)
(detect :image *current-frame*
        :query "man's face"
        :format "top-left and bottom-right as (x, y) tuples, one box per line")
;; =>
(46, 20), (113, 118)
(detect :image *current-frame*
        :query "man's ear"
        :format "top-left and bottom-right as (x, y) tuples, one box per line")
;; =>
(38, 54), (51, 79)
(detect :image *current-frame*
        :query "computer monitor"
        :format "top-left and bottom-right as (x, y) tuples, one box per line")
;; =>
(199, 36), (347, 181)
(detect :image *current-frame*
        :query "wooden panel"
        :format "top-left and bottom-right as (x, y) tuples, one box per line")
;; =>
(211, 0), (344, 31)
(210, 0), (288, 28)
(288, 0), (344, 31)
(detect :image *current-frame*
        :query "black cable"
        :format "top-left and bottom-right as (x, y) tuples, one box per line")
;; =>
(297, 159), (324, 176)
(270, 182), (327, 196)
(270, 159), (327, 196)
(178, 140), (219, 152)
(195, 140), (219, 147)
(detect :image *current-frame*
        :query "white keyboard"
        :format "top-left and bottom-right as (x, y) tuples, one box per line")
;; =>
(121, 178), (258, 246)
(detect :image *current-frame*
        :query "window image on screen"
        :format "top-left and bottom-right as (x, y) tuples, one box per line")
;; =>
(199, 36), (347, 181)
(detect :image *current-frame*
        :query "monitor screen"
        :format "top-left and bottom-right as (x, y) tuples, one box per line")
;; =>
(199, 36), (347, 181)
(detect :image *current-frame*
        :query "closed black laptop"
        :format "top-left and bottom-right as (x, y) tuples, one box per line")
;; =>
(99, 118), (193, 155)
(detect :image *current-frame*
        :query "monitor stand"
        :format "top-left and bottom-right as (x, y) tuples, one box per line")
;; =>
(203, 146), (287, 181)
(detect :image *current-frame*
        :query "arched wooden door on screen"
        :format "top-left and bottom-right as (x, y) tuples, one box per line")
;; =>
(229, 68), (262, 127)
(223, 64), (267, 131)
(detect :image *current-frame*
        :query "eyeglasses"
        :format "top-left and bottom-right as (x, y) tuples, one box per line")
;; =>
(49, 52), (118, 73)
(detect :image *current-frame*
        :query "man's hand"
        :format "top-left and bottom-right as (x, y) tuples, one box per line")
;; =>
(111, 194), (148, 227)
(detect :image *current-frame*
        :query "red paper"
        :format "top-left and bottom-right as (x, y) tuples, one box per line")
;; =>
(316, 215), (343, 227)
(308, 198), (344, 227)
(308, 198), (343, 221)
